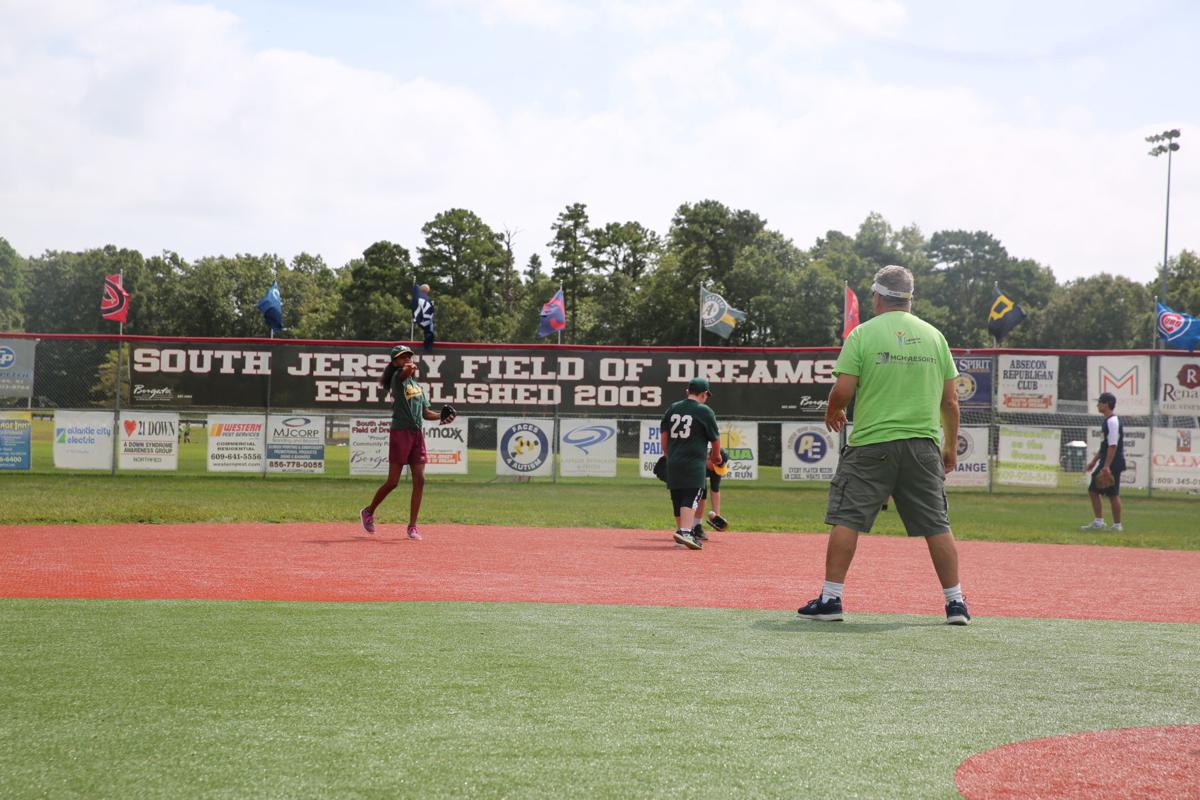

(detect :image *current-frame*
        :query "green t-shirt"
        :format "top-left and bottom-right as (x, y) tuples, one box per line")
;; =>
(660, 398), (720, 489)
(835, 311), (957, 446)
(390, 372), (431, 431)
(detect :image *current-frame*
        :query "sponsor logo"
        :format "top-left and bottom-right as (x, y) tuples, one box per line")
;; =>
(954, 373), (977, 402)
(500, 423), (549, 472)
(132, 384), (175, 401)
(1099, 364), (1138, 395)
(0, 346), (14, 369)
(1159, 312), (1185, 337)
(211, 423), (263, 437)
(1178, 430), (1192, 453)
(957, 433), (972, 459)
(425, 425), (465, 442)
(792, 431), (828, 464)
(562, 425), (615, 454)
(281, 417), (311, 428)
(1179, 364), (1200, 390)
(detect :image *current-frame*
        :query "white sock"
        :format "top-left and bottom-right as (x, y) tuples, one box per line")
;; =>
(821, 581), (844, 601)
(1094, 517), (1104, 525)
(943, 584), (964, 603)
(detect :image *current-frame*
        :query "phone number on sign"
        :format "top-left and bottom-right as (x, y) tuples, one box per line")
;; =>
(268, 460), (323, 470)
(209, 452), (261, 461)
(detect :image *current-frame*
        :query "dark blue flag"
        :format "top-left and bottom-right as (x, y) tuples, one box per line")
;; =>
(412, 282), (435, 350)
(1157, 301), (1200, 351)
(537, 289), (566, 338)
(255, 281), (283, 332)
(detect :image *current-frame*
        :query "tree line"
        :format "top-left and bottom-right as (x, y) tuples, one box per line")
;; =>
(2, 200), (1197, 349)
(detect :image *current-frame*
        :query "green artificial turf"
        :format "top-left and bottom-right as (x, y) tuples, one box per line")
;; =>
(1, 599), (1197, 799)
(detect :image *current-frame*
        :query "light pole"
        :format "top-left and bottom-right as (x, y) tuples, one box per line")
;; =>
(1146, 128), (1181, 303)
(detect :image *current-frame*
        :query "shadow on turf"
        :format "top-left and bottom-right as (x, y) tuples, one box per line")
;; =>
(302, 537), (407, 546)
(754, 617), (941, 634)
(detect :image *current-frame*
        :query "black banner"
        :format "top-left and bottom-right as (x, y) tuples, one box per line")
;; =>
(129, 344), (839, 418)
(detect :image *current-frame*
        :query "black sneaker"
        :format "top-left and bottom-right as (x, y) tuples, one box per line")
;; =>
(692, 524), (709, 542)
(673, 530), (702, 550)
(797, 596), (843, 621)
(707, 512), (729, 531)
(945, 598), (971, 626)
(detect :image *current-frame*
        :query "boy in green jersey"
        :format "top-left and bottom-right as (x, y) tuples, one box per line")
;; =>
(659, 377), (722, 550)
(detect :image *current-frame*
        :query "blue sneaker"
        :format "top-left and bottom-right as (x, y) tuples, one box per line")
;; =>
(945, 598), (971, 625)
(797, 596), (843, 621)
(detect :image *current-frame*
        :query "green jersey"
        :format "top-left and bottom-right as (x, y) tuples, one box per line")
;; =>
(389, 372), (431, 431)
(660, 398), (720, 489)
(835, 311), (957, 446)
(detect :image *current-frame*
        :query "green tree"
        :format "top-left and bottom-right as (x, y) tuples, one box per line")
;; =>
(1028, 274), (1153, 350)
(334, 241), (414, 342)
(1163, 250), (1200, 316)
(548, 203), (596, 343)
(24, 246), (145, 333)
(728, 230), (839, 347)
(279, 252), (340, 339)
(171, 254), (283, 338)
(667, 199), (766, 288)
(0, 237), (28, 331)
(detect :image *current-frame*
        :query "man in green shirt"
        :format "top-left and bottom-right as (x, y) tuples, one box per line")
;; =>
(659, 377), (721, 550)
(797, 266), (970, 625)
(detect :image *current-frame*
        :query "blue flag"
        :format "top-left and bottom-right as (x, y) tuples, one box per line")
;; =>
(255, 281), (283, 332)
(1157, 301), (1200, 351)
(412, 282), (435, 333)
(537, 289), (566, 338)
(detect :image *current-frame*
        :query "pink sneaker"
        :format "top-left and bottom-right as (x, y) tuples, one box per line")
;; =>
(359, 507), (375, 534)
(406, 525), (422, 541)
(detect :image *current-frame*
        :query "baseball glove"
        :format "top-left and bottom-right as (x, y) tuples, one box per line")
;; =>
(439, 404), (457, 424)
(710, 449), (731, 477)
(653, 455), (668, 483)
(1094, 469), (1115, 490)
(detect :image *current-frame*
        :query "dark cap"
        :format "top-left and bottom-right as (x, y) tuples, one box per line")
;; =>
(688, 377), (712, 395)
(1097, 392), (1117, 407)
(389, 344), (414, 359)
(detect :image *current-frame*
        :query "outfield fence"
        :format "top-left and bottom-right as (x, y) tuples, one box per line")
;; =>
(1, 333), (1198, 494)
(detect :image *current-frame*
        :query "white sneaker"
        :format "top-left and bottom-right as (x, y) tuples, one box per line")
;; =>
(1110, 523), (1123, 532)
(1079, 520), (1106, 531)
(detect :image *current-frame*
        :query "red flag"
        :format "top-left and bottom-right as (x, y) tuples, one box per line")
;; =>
(101, 274), (129, 323)
(841, 285), (859, 339)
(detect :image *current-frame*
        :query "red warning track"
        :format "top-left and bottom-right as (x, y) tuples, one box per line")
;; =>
(1, 523), (1198, 622)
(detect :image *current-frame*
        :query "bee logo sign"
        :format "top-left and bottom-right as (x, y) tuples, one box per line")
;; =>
(496, 418), (553, 477)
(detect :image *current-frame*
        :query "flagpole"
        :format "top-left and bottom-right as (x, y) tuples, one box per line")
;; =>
(110, 270), (124, 476)
(262, 329), (274, 479)
(698, 283), (703, 347)
(553, 283), (562, 483)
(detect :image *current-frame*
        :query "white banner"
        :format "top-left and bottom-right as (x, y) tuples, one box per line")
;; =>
(1087, 356), (1151, 416)
(52, 410), (114, 470)
(639, 420), (664, 479)
(722, 421), (759, 480)
(118, 411), (179, 471)
(496, 417), (554, 477)
(1158, 356), (1200, 416)
(997, 425), (1061, 486)
(559, 418), (618, 477)
(266, 414), (325, 473)
(1086, 425), (1149, 490)
(997, 355), (1058, 413)
(348, 417), (390, 476)
(1151, 428), (1200, 490)
(781, 423), (838, 481)
(945, 427), (990, 487)
(206, 414), (265, 472)
(425, 417), (468, 475)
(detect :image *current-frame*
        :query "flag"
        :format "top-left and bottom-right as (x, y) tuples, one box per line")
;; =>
(842, 285), (860, 339)
(987, 287), (1026, 342)
(537, 288), (566, 338)
(701, 289), (746, 339)
(255, 281), (283, 332)
(1157, 301), (1200, 351)
(100, 274), (129, 323)
(412, 282), (435, 350)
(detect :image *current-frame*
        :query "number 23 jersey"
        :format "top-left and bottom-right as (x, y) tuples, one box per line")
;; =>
(660, 397), (720, 489)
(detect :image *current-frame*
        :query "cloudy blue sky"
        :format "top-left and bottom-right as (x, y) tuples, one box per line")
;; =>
(2, 0), (1196, 285)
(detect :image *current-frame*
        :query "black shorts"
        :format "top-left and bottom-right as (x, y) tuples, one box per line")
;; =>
(1088, 467), (1124, 497)
(699, 471), (722, 500)
(669, 487), (703, 517)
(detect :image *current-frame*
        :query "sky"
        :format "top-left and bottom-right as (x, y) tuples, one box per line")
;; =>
(1, 0), (1196, 286)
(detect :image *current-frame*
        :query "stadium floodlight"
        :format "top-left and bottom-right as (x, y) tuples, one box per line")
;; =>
(1146, 128), (1181, 304)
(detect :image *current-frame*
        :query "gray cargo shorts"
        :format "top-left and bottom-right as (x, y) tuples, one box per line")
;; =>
(824, 437), (951, 536)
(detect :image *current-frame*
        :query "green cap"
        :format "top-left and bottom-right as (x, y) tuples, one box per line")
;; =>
(688, 377), (712, 395)
(389, 344), (414, 359)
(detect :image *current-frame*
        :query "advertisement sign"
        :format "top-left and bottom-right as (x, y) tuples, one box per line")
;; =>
(266, 414), (325, 473)
(997, 355), (1058, 413)
(559, 418), (618, 478)
(1086, 425), (1149, 490)
(206, 414), (266, 473)
(496, 417), (554, 478)
(118, 411), (179, 471)
(348, 417), (390, 476)
(1087, 356), (1151, 416)
(0, 339), (36, 399)
(1158, 356), (1200, 416)
(127, 343), (839, 418)
(953, 357), (993, 412)
(639, 420), (663, 479)
(781, 423), (839, 481)
(944, 426), (990, 488)
(721, 421), (759, 480)
(997, 425), (1061, 486)
(1151, 428), (1200, 490)
(424, 417), (468, 475)
(53, 410), (114, 470)
(0, 410), (32, 470)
